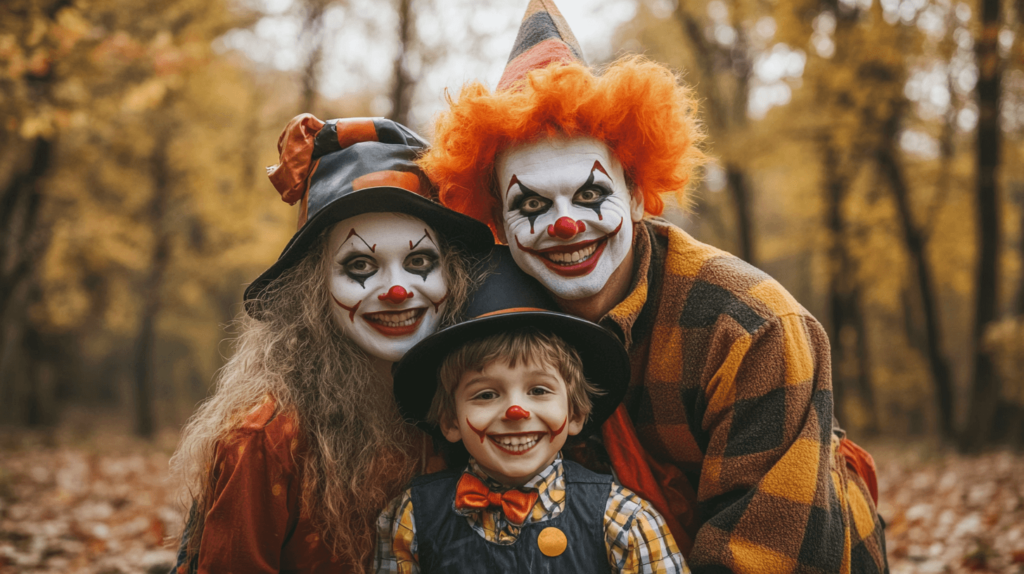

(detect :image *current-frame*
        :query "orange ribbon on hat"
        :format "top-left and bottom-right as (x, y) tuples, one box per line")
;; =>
(454, 473), (538, 526)
(267, 113), (325, 205)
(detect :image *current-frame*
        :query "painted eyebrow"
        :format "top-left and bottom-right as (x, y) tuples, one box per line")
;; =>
(409, 228), (438, 250)
(508, 161), (612, 200)
(506, 175), (549, 201)
(338, 228), (376, 254)
(506, 180), (549, 211)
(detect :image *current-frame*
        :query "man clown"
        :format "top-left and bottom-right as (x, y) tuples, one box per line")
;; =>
(418, 1), (888, 572)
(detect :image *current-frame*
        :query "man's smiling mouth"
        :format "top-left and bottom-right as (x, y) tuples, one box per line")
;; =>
(546, 242), (599, 265)
(362, 308), (426, 336)
(515, 219), (624, 277)
(488, 432), (546, 455)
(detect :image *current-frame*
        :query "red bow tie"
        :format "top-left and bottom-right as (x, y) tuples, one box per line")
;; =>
(454, 473), (539, 526)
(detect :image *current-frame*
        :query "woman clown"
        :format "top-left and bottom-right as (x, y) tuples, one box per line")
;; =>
(168, 115), (492, 573)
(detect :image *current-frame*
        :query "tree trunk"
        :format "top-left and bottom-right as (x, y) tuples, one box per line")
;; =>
(961, 0), (1003, 452)
(820, 137), (878, 434)
(822, 139), (852, 425)
(671, 6), (757, 265)
(876, 117), (957, 442)
(132, 130), (174, 439)
(0, 136), (52, 418)
(25, 329), (58, 427)
(852, 288), (879, 434)
(388, 0), (415, 126)
(1018, 204), (1024, 315)
(725, 164), (756, 264)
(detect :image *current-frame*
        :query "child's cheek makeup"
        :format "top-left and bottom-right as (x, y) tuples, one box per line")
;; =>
(466, 418), (488, 443)
(458, 397), (573, 483)
(548, 417), (567, 443)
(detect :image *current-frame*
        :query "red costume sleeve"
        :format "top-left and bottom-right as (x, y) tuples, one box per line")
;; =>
(198, 404), (302, 574)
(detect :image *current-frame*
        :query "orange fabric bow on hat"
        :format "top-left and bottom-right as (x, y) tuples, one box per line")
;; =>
(454, 473), (538, 526)
(267, 113), (325, 205)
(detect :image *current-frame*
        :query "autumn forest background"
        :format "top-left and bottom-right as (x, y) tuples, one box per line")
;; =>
(1, 0), (1023, 571)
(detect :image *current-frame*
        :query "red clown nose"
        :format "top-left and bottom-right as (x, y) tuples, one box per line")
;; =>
(503, 405), (531, 420)
(547, 216), (586, 239)
(378, 285), (414, 304)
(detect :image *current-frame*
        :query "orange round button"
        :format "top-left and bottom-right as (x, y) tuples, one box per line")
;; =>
(537, 526), (567, 557)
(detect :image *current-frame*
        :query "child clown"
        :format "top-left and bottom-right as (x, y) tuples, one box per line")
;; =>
(374, 247), (689, 574)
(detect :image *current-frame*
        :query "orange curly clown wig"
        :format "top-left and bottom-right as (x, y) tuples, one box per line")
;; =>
(418, 56), (705, 236)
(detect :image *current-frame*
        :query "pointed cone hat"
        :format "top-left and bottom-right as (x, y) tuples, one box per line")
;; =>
(497, 0), (587, 90)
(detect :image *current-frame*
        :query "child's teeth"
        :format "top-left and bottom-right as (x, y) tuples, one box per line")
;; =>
(492, 434), (541, 452)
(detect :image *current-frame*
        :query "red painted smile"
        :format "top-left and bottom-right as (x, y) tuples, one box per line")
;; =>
(487, 431), (547, 456)
(515, 218), (624, 278)
(362, 307), (425, 337)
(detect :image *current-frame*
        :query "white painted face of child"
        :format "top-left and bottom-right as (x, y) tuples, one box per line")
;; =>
(326, 212), (448, 363)
(496, 137), (644, 301)
(441, 359), (585, 486)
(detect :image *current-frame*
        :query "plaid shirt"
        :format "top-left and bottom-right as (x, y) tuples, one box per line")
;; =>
(583, 218), (887, 573)
(373, 455), (689, 574)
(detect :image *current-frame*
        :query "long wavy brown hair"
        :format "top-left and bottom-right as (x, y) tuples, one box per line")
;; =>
(169, 226), (475, 570)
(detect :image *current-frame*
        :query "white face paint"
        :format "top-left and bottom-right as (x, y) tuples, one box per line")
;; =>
(442, 359), (584, 487)
(326, 212), (448, 363)
(496, 137), (642, 300)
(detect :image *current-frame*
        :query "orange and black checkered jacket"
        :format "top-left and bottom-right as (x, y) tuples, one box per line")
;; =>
(582, 218), (887, 573)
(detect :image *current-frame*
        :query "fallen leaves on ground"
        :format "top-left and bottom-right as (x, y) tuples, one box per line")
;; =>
(1, 432), (1023, 572)
(873, 442), (1024, 573)
(0, 432), (181, 574)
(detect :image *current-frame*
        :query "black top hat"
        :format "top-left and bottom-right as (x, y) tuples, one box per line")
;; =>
(392, 246), (630, 439)
(244, 115), (494, 317)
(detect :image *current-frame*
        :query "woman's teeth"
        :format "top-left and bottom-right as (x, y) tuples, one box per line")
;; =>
(545, 242), (597, 265)
(364, 308), (423, 326)
(490, 433), (544, 453)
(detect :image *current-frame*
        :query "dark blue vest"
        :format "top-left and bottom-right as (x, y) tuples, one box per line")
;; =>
(410, 461), (612, 573)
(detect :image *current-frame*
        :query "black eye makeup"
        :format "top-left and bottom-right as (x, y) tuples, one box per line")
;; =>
(573, 171), (613, 219)
(574, 184), (612, 204)
(340, 254), (378, 288)
(404, 249), (439, 281)
(508, 182), (552, 233)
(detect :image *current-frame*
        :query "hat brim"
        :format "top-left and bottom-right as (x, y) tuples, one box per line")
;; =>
(392, 311), (629, 440)
(243, 187), (494, 315)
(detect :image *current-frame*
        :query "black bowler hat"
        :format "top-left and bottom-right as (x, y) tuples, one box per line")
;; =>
(392, 246), (630, 439)
(243, 114), (494, 317)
